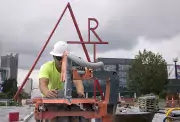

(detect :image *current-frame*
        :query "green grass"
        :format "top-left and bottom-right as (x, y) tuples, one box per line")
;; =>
(0, 102), (6, 106)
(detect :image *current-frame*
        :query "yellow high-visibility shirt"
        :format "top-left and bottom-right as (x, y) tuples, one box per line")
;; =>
(38, 61), (64, 92)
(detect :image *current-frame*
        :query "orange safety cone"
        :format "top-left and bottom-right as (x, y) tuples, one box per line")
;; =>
(172, 96), (175, 107)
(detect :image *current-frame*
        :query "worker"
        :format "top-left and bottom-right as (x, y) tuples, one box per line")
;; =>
(39, 40), (84, 98)
(38, 41), (85, 122)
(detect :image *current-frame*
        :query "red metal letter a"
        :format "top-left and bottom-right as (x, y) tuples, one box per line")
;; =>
(67, 3), (91, 62)
(13, 2), (91, 101)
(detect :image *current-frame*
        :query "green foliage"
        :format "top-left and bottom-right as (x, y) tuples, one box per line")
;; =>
(159, 90), (167, 99)
(0, 92), (8, 99)
(1, 78), (18, 98)
(127, 49), (168, 96)
(0, 77), (24, 106)
(0, 100), (20, 106)
(19, 90), (30, 99)
(0, 102), (6, 106)
(8, 100), (19, 106)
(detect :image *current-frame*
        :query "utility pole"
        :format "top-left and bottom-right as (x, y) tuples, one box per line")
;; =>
(173, 57), (178, 79)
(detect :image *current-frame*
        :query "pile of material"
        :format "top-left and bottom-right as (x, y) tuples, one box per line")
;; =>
(138, 93), (159, 112)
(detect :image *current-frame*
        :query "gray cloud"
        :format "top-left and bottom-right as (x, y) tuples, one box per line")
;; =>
(1, 0), (180, 69)
(92, 0), (180, 52)
(0, 39), (2, 55)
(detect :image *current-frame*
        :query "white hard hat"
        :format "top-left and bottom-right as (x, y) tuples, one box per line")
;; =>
(50, 41), (68, 56)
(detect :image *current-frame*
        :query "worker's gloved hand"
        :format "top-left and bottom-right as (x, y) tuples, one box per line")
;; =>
(44, 89), (58, 98)
(77, 91), (85, 98)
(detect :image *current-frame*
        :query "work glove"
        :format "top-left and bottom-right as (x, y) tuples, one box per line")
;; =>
(44, 89), (58, 98)
(77, 90), (85, 98)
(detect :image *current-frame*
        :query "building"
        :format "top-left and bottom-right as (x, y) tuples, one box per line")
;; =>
(0, 67), (10, 83)
(24, 78), (33, 96)
(96, 58), (134, 87)
(1, 53), (19, 80)
(167, 64), (180, 93)
(0, 67), (10, 92)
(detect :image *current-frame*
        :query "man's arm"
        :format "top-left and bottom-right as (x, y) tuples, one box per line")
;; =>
(73, 80), (84, 96)
(39, 78), (49, 96)
(39, 64), (57, 98)
(39, 64), (50, 96)
(39, 78), (57, 98)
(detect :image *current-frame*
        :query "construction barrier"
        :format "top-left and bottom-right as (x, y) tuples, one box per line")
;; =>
(9, 112), (19, 122)
(166, 95), (179, 107)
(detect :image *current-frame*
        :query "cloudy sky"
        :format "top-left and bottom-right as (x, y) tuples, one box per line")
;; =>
(0, 0), (179, 96)
(1, 0), (180, 70)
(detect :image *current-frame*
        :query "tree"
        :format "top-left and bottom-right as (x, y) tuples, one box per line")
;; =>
(2, 78), (18, 98)
(19, 89), (30, 99)
(127, 49), (168, 96)
(0, 92), (8, 99)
